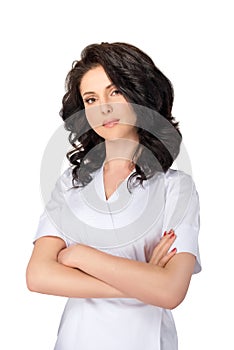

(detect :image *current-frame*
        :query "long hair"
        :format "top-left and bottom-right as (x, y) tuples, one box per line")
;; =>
(60, 42), (182, 188)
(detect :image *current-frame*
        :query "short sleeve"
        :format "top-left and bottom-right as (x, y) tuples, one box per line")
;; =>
(33, 169), (72, 246)
(162, 170), (201, 274)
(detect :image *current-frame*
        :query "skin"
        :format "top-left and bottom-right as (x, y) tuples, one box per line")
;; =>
(80, 65), (140, 199)
(26, 66), (196, 309)
(57, 232), (195, 309)
(81, 65), (139, 144)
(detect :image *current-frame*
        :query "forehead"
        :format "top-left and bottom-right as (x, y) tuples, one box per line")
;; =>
(80, 66), (112, 94)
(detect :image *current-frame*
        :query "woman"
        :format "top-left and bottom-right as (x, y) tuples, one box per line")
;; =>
(26, 42), (201, 350)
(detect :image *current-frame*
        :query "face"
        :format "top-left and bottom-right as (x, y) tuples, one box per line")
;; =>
(80, 65), (139, 142)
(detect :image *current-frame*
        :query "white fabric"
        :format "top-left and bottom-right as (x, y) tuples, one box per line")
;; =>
(34, 164), (201, 350)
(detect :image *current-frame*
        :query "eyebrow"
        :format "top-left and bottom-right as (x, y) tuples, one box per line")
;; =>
(82, 83), (115, 97)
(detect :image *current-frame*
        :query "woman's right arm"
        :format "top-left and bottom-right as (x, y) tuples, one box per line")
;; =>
(26, 236), (129, 298)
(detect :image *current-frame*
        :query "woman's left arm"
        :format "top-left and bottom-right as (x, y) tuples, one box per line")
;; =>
(58, 237), (195, 309)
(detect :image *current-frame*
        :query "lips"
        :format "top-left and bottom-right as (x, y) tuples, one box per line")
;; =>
(103, 118), (120, 127)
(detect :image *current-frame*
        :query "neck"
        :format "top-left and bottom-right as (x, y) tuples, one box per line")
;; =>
(104, 138), (140, 172)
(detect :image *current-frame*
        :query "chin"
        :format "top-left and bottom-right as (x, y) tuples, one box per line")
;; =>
(94, 125), (138, 141)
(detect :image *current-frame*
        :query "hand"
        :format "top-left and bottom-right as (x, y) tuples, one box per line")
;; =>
(148, 229), (177, 267)
(58, 244), (81, 268)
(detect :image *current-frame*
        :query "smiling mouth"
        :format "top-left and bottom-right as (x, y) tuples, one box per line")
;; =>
(103, 118), (120, 128)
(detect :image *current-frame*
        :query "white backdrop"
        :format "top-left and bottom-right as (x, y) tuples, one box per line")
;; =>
(1, 0), (233, 349)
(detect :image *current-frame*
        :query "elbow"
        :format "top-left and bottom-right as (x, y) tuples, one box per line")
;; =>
(149, 290), (187, 310)
(26, 267), (36, 292)
(165, 295), (185, 310)
(26, 264), (43, 293)
(26, 275), (38, 293)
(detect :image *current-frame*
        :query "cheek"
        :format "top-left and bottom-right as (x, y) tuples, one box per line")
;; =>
(118, 105), (137, 126)
(85, 107), (102, 129)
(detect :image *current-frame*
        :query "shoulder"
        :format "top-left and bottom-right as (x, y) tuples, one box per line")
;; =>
(56, 166), (101, 193)
(147, 168), (196, 192)
(163, 168), (196, 193)
(158, 169), (199, 212)
(55, 167), (74, 192)
(164, 168), (193, 182)
(162, 169), (200, 221)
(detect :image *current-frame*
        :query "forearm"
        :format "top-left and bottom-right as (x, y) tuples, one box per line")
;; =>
(62, 245), (172, 307)
(26, 260), (131, 299)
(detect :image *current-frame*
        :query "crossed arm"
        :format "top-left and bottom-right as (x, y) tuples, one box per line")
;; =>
(26, 231), (196, 309)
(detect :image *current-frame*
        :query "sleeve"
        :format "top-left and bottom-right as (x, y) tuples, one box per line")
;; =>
(33, 169), (71, 246)
(162, 170), (201, 274)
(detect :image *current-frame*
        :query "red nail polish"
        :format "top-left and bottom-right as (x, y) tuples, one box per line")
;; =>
(171, 248), (177, 253)
(170, 232), (175, 239)
(163, 231), (167, 236)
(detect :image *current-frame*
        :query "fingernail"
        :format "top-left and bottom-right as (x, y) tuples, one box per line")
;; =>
(170, 232), (175, 239)
(171, 248), (177, 253)
(163, 231), (167, 236)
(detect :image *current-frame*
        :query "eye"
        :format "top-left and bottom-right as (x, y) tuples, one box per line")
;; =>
(84, 97), (96, 105)
(111, 89), (122, 96)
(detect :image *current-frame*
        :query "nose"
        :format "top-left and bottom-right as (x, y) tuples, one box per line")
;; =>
(100, 103), (113, 115)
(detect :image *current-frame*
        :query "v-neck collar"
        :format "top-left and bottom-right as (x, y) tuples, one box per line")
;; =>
(97, 162), (136, 203)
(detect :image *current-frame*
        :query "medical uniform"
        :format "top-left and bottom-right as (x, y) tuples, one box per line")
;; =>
(34, 163), (201, 350)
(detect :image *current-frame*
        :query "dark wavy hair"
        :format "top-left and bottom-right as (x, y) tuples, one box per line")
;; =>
(60, 42), (182, 189)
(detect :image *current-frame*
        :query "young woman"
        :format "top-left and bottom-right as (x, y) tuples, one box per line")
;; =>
(26, 42), (201, 350)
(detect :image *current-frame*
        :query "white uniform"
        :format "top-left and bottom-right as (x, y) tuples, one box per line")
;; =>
(34, 163), (201, 350)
